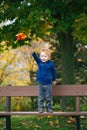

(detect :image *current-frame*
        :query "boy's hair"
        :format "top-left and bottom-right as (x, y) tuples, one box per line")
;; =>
(40, 48), (51, 59)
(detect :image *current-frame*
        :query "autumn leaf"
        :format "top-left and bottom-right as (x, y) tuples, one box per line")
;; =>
(47, 115), (52, 118)
(55, 119), (59, 124)
(16, 33), (27, 41)
(34, 125), (41, 128)
(67, 117), (76, 124)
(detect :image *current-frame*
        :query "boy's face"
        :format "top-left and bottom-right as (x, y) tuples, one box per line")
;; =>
(40, 52), (49, 62)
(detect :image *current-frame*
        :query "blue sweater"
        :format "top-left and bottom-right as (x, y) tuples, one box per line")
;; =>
(32, 52), (56, 85)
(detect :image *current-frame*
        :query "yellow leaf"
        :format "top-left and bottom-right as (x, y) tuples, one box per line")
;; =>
(49, 121), (54, 126)
(55, 119), (59, 124)
(34, 125), (41, 128)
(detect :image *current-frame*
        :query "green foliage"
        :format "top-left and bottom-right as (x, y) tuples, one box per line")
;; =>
(73, 13), (87, 44)
(11, 97), (38, 111)
(0, 0), (87, 47)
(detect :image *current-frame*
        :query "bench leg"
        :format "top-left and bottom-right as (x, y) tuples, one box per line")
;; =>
(6, 116), (11, 130)
(6, 96), (11, 130)
(76, 116), (80, 130)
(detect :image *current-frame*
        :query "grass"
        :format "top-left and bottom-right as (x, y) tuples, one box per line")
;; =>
(0, 116), (87, 130)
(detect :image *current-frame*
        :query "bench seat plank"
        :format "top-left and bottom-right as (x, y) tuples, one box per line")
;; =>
(0, 111), (87, 116)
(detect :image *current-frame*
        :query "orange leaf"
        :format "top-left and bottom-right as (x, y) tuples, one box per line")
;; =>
(16, 33), (27, 41)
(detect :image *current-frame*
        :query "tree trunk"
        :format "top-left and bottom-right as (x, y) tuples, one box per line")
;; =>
(58, 30), (75, 110)
(58, 30), (75, 84)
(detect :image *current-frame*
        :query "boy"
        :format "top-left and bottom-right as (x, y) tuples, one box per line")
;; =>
(32, 49), (56, 113)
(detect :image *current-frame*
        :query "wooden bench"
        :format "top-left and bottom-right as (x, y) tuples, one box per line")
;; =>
(0, 84), (87, 130)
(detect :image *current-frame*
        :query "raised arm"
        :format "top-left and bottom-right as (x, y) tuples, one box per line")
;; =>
(32, 52), (41, 64)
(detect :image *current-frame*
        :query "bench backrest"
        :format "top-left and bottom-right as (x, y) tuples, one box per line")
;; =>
(0, 84), (87, 97)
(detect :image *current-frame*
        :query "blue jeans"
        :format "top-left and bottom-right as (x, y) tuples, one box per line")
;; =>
(38, 84), (52, 111)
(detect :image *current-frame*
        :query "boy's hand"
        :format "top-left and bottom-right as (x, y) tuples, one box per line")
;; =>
(30, 42), (36, 54)
(31, 48), (35, 54)
(53, 81), (56, 86)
